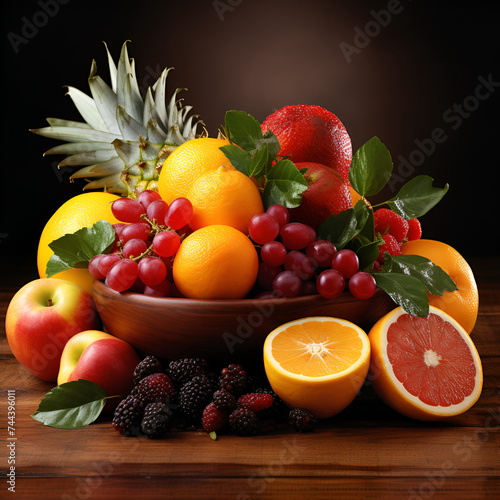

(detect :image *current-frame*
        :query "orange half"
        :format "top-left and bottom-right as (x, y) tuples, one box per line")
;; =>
(263, 317), (371, 418)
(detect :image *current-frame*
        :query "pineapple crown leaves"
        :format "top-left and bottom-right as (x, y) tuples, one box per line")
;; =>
(30, 41), (204, 195)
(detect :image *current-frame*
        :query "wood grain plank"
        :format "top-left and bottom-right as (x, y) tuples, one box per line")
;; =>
(9, 476), (500, 500)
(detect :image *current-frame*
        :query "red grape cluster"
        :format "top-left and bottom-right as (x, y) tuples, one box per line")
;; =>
(249, 205), (377, 300)
(89, 190), (193, 295)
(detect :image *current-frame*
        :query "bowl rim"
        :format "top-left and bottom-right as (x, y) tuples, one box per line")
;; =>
(92, 277), (389, 310)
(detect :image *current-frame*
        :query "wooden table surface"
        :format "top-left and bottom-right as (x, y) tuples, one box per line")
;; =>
(1, 259), (499, 500)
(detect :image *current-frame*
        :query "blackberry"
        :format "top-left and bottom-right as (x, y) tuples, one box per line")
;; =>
(238, 393), (274, 412)
(133, 356), (164, 385)
(136, 373), (176, 405)
(201, 402), (227, 432)
(112, 394), (144, 436)
(141, 402), (173, 439)
(229, 407), (261, 436)
(219, 364), (247, 394)
(253, 387), (288, 422)
(288, 407), (318, 432)
(212, 389), (237, 413)
(179, 374), (213, 424)
(168, 358), (209, 387)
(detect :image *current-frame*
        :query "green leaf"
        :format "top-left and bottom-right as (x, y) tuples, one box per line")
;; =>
(257, 129), (281, 158)
(248, 142), (269, 178)
(384, 254), (457, 296)
(385, 175), (449, 219)
(31, 380), (109, 429)
(262, 159), (308, 209)
(45, 220), (115, 278)
(317, 201), (370, 250)
(356, 238), (383, 271)
(219, 144), (252, 175)
(349, 136), (393, 197)
(372, 271), (430, 317)
(358, 202), (375, 242)
(224, 110), (263, 151)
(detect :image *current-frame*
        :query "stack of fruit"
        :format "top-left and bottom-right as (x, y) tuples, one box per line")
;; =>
(4, 42), (484, 436)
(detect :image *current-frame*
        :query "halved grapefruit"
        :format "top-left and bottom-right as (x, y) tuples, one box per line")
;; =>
(369, 306), (483, 420)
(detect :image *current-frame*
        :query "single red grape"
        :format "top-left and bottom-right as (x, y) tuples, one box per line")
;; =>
(349, 272), (377, 300)
(260, 241), (287, 267)
(280, 223), (312, 250)
(306, 240), (337, 267)
(98, 253), (121, 277)
(284, 250), (315, 280)
(266, 204), (290, 228)
(106, 258), (139, 292)
(89, 254), (106, 280)
(122, 238), (148, 259)
(111, 198), (146, 223)
(138, 256), (168, 287)
(137, 189), (162, 210)
(119, 222), (151, 243)
(331, 249), (359, 279)
(272, 270), (301, 297)
(153, 230), (181, 257)
(165, 198), (193, 230)
(146, 199), (169, 224)
(316, 269), (345, 299)
(249, 213), (280, 244)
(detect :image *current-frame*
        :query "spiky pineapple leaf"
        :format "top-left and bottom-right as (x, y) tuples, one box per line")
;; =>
(103, 41), (118, 93)
(116, 105), (148, 141)
(66, 86), (108, 131)
(88, 60), (120, 135)
(31, 126), (117, 143)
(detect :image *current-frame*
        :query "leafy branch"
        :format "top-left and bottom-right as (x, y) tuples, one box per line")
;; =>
(319, 135), (453, 316)
(221, 110), (308, 209)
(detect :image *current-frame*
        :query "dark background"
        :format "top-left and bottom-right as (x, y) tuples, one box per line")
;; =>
(2, 0), (499, 276)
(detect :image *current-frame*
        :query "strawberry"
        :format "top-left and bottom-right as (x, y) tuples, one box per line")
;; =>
(202, 402), (227, 432)
(374, 208), (409, 243)
(237, 393), (274, 412)
(407, 218), (422, 241)
(377, 233), (402, 264)
(136, 373), (176, 405)
(261, 104), (352, 183)
(288, 162), (352, 229)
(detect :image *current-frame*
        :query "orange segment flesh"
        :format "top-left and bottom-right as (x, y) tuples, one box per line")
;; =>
(271, 321), (364, 377)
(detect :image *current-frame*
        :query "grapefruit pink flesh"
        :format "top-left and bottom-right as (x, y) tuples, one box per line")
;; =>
(387, 313), (477, 407)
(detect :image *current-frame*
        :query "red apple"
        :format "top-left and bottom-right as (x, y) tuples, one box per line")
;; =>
(289, 162), (353, 229)
(5, 278), (101, 382)
(58, 330), (141, 413)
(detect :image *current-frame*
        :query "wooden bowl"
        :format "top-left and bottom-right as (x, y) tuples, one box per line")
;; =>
(92, 279), (395, 363)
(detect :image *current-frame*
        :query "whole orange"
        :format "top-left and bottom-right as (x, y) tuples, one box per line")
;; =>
(37, 192), (121, 294)
(172, 225), (259, 299)
(187, 166), (264, 234)
(400, 239), (479, 334)
(158, 137), (234, 204)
